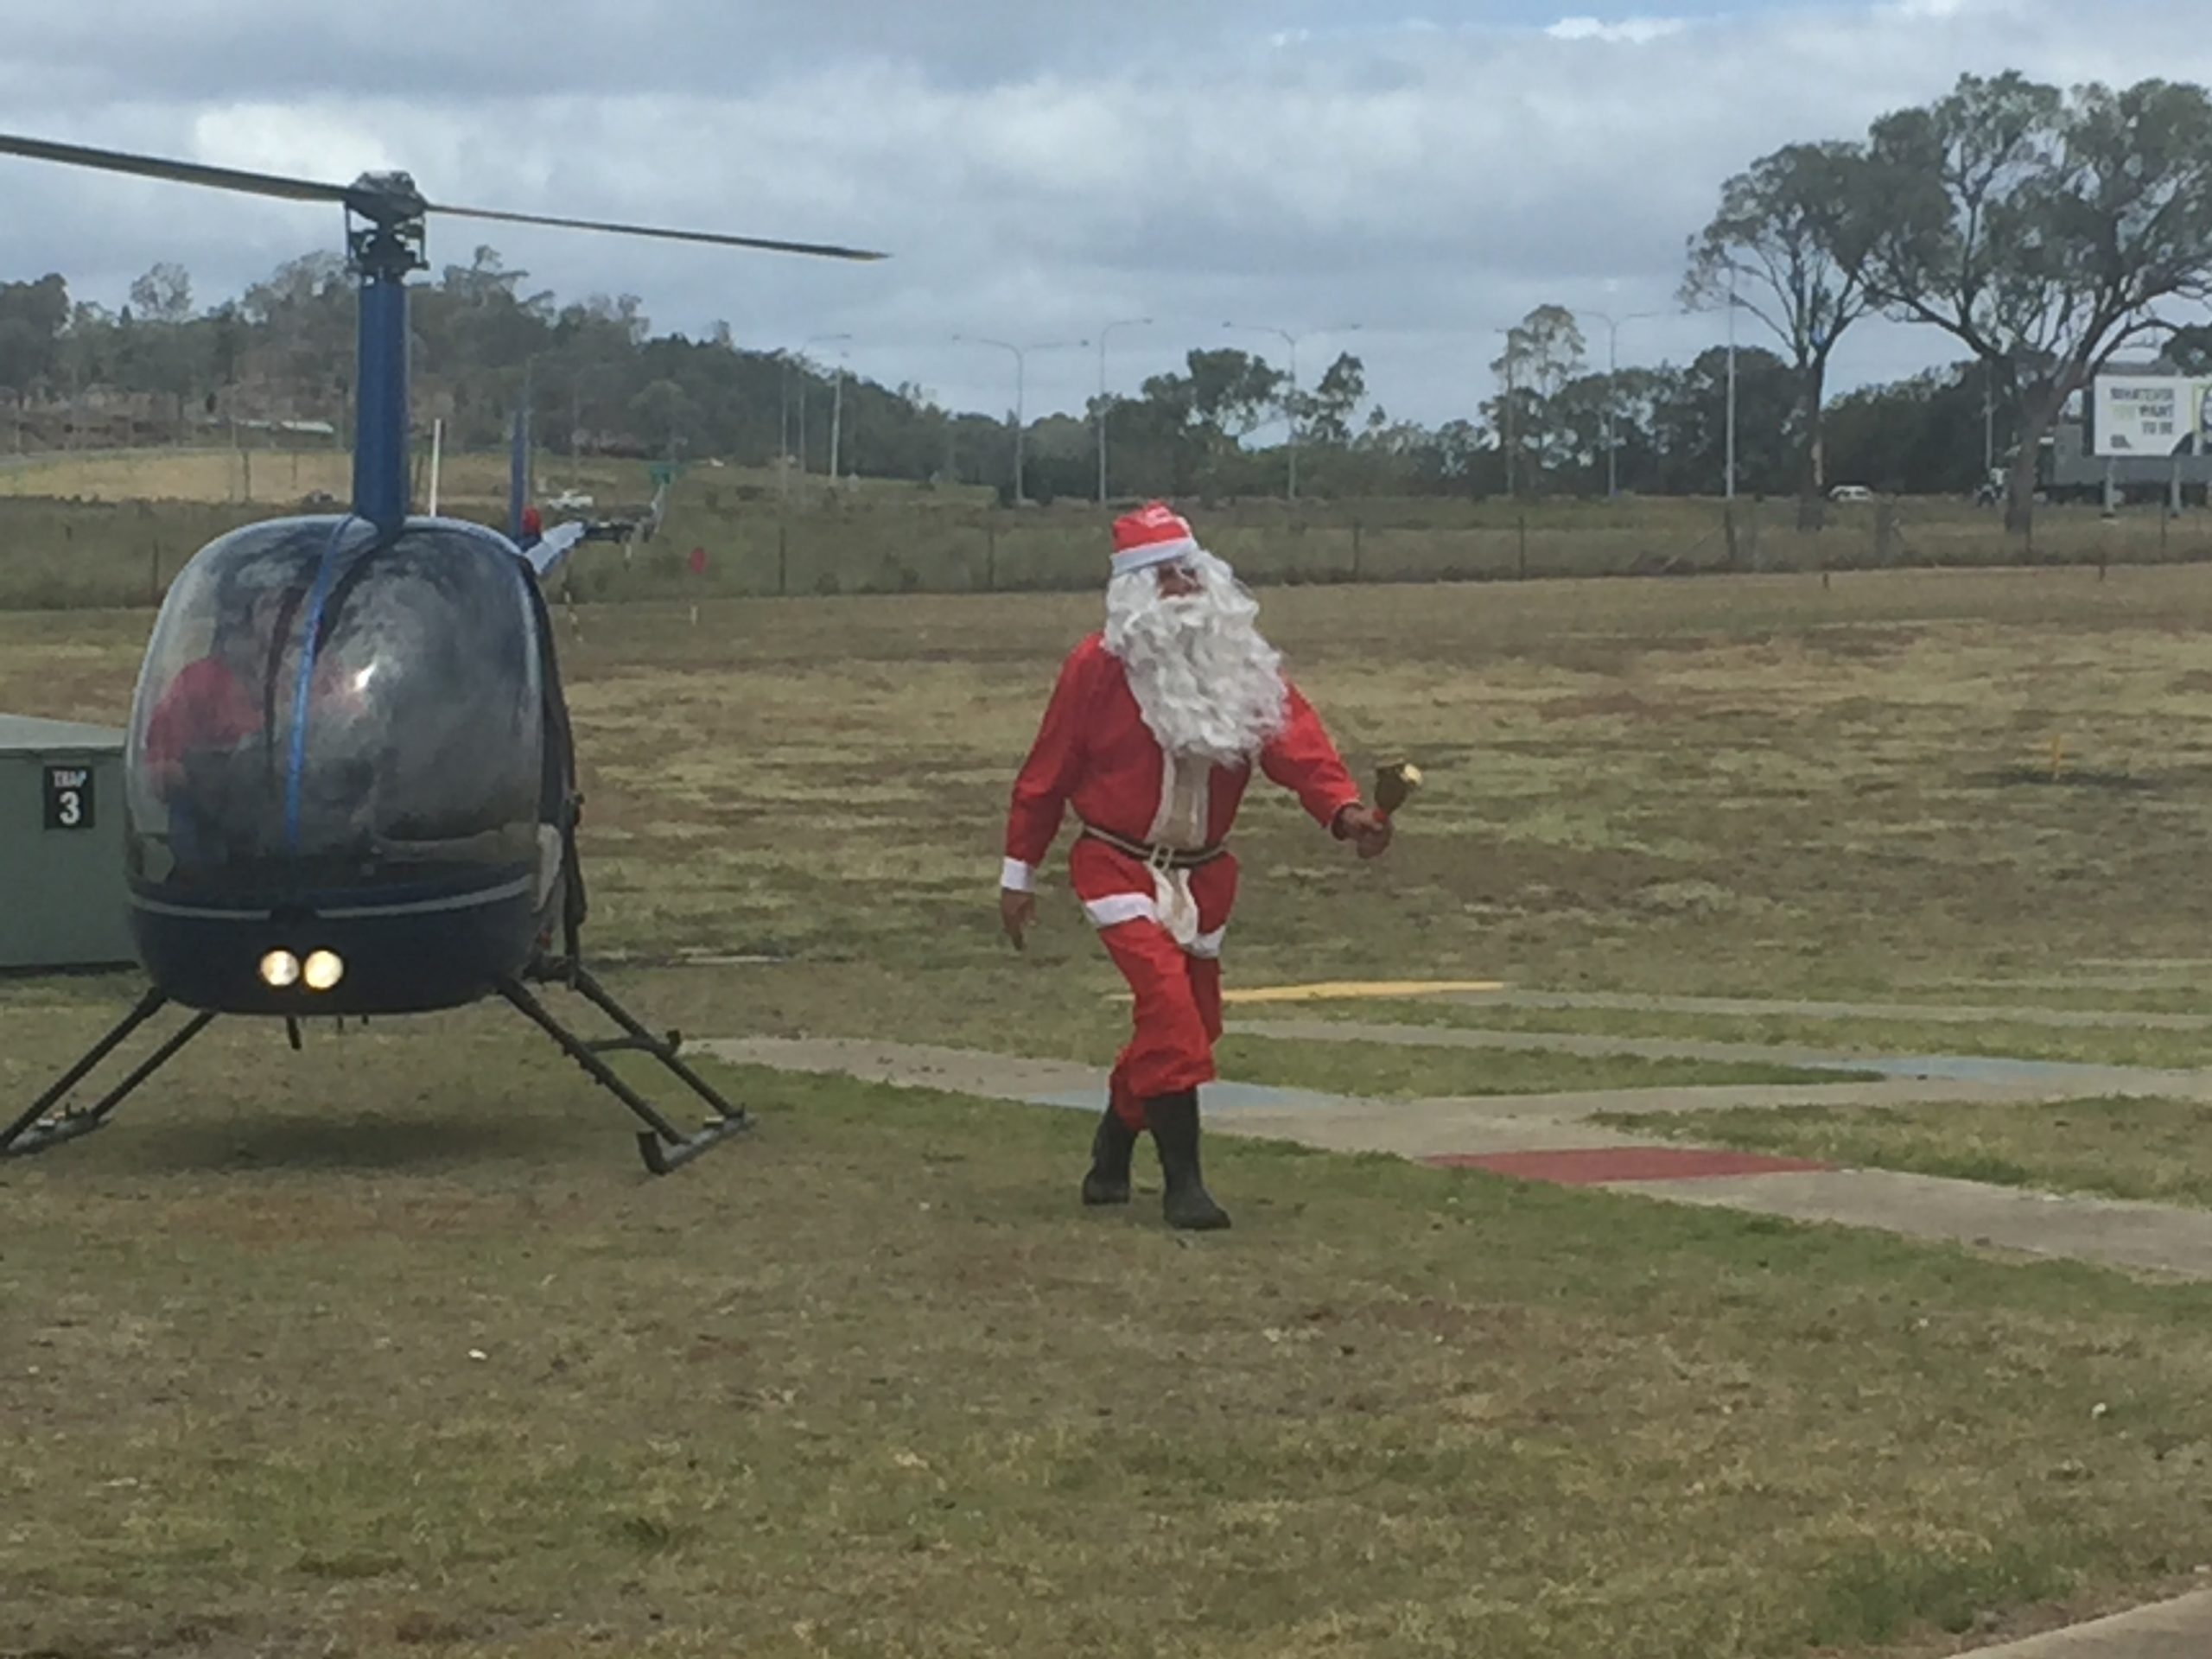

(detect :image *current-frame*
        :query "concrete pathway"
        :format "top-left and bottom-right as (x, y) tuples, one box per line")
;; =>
(1449, 988), (2212, 1033)
(1225, 1016), (2212, 1098)
(696, 1033), (2212, 1281)
(1970, 1590), (2212, 1656)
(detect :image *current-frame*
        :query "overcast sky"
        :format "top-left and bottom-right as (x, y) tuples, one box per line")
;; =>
(4, 0), (2210, 432)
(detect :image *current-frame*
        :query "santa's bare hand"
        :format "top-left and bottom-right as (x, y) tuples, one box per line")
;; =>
(1000, 888), (1038, 950)
(1337, 804), (1394, 860)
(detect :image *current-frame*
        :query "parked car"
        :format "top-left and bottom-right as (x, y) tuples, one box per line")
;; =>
(1828, 483), (1875, 502)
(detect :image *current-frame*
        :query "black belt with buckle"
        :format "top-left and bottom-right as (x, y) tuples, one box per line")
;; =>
(1078, 823), (1227, 871)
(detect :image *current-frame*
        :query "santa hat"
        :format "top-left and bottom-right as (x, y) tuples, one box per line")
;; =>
(1110, 500), (1200, 577)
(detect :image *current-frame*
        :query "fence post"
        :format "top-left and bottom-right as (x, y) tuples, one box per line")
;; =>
(778, 523), (789, 596)
(986, 518), (997, 591)
(1351, 518), (1363, 582)
(1516, 514), (1529, 581)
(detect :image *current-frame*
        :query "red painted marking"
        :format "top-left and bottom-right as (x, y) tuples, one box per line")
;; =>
(1426, 1147), (1831, 1185)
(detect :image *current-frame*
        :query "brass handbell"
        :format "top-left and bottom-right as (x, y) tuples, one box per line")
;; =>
(1375, 760), (1423, 817)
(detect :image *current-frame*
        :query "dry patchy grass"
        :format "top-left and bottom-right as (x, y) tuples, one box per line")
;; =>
(10, 566), (2212, 1654)
(8, 1010), (2212, 1657)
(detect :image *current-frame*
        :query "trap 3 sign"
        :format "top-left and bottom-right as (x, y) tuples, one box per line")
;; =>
(42, 765), (92, 830)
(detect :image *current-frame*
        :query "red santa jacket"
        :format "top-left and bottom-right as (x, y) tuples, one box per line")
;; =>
(1002, 634), (1361, 946)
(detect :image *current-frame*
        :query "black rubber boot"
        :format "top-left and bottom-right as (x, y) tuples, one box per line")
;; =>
(1147, 1090), (1230, 1230)
(1081, 1104), (1137, 1205)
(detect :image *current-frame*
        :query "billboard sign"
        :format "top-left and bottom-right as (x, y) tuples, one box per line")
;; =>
(2093, 375), (2212, 456)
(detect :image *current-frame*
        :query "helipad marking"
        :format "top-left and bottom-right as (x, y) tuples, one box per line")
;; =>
(1217, 980), (1507, 1005)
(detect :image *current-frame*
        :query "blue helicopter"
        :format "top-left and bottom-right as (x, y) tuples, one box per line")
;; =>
(0, 133), (885, 1173)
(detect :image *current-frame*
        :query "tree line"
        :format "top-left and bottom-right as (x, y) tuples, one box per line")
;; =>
(3, 68), (2209, 529)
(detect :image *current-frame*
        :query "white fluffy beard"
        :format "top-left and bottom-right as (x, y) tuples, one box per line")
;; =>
(1103, 550), (1288, 766)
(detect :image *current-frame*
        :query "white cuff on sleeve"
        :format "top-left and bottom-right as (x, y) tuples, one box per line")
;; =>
(1001, 857), (1036, 893)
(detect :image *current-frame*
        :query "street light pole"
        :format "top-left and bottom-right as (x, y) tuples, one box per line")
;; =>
(1724, 270), (1738, 501)
(797, 332), (850, 490)
(956, 336), (1024, 503)
(1223, 321), (1361, 502)
(1494, 326), (1516, 501)
(777, 351), (792, 499)
(1097, 316), (1151, 503)
(954, 334), (1086, 505)
(1589, 308), (1663, 499)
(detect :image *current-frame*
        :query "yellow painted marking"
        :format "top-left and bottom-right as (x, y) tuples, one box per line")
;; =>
(1218, 980), (1505, 1005)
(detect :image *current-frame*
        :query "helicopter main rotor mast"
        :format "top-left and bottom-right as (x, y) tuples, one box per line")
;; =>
(343, 175), (432, 529)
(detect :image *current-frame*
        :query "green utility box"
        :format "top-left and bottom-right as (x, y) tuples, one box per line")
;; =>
(0, 713), (136, 970)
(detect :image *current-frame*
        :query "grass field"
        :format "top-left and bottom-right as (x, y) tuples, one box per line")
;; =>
(14, 563), (2212, 1653)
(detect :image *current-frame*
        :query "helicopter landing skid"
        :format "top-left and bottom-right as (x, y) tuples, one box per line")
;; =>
(1, 988), (220, 1160)
(496, 963), (749, 1175)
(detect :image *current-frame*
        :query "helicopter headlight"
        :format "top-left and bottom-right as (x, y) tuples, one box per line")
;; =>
(259, 950), (302, 988)
(303, 950), (346, 992)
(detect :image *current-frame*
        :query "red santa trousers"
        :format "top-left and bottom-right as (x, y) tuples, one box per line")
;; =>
(1084, 839), (1240, 1131)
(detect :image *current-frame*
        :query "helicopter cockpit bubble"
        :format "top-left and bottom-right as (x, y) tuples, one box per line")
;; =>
(123, 517), (549, 1010)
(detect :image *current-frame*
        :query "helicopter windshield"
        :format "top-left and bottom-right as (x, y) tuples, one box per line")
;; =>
(125, 517), (545, 899)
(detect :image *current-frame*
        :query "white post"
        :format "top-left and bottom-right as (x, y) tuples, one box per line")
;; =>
(427, 416), (443, 516)
(1983, 361), (1994, 480)
(830, 361), (844, 485)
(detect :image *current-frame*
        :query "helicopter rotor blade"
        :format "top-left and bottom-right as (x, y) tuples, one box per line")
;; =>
(429, 201), (887, 262)
(0, 132), (350, 206)
(0, 130), (890, 260)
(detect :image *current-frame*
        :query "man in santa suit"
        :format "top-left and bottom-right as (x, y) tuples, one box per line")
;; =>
(1000, 501), (1393, 1230)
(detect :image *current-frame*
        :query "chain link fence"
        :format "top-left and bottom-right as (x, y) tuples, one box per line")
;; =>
(6, 490), (2212, 610)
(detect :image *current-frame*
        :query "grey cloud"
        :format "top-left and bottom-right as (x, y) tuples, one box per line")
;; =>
(4, 0), (2212, 429)
(0, 0), (1344, 99)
